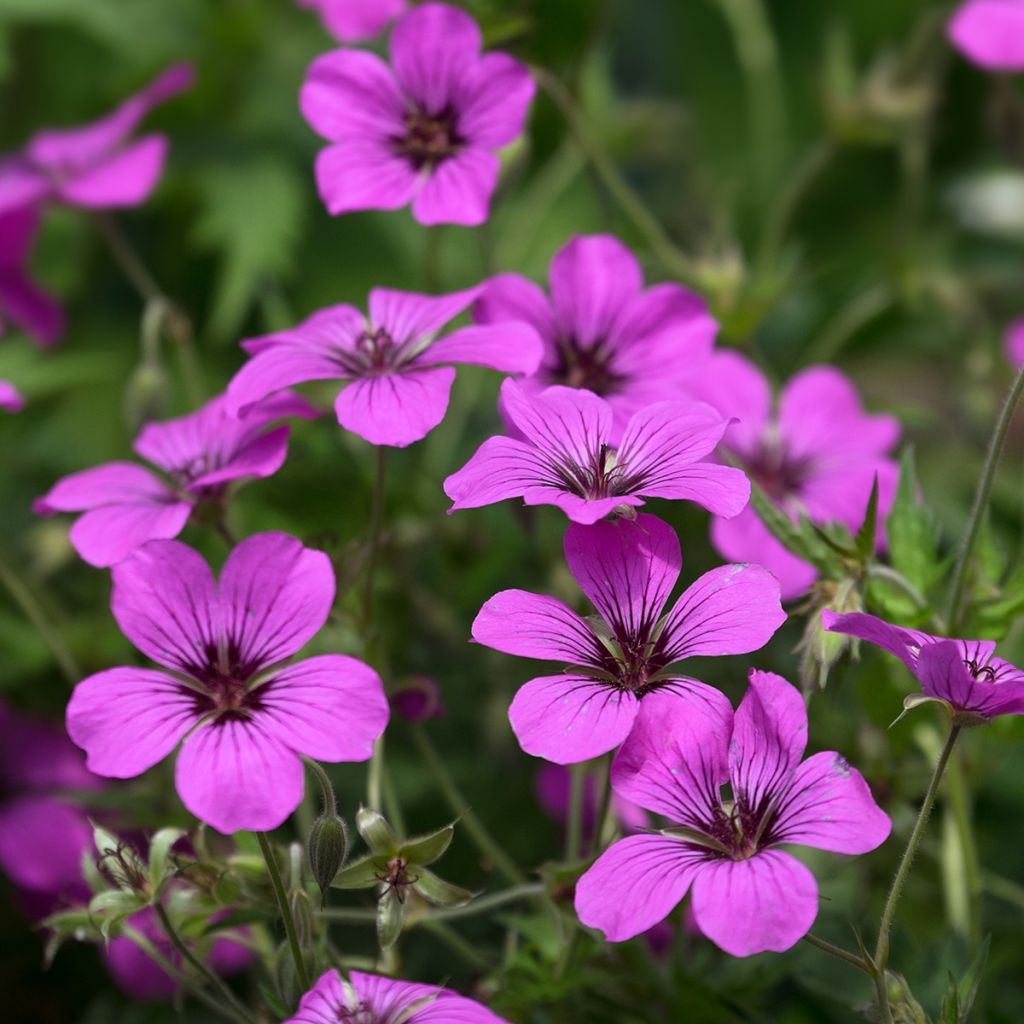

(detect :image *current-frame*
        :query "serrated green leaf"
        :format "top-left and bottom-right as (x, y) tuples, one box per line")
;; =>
(399, 824), (454, 867)
(412, 868), (474, 908)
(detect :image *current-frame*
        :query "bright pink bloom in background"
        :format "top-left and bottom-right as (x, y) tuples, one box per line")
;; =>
(476, 235), (718, 443)
(536, 763), (648, 840)
(299, 2), (534, 225)
(66, 532), (389, 834)
(228, 287), (541, 447)
(473, 513), (785, 763)
(445, 379), (749, 524)
(1005, 318), (1024, 368)
(0, 703), (99, 899)
(0, 63), (193, 216)
(0, 380), (25, 413)
(287, 968), (510, 1024)
(35, 392), (315, 567)
(0, 208), (64, 346)
(824, 610), (1024, 719)
(298, 0), (406, 41)
(689, 351), (899, 600)
(575, 671), (890, 955)
(948, 0), (1024, 71)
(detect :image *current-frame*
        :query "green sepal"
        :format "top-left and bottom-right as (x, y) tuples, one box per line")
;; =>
(399, 824), (454, 867)
(356, 807), (399, 856)
(377, 889), (405, 950)
(147, 827), (185, 896)
(331, 854), (386, 890)
(412, 868), (474, 908)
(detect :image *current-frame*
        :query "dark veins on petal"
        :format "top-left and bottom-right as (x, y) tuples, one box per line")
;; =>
(545, 336), (626, 396)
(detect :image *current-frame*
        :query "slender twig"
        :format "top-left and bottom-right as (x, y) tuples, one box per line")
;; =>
(591, 754), (615, 855)
(565, 764), (585, 863)
(256, 832), (312, 994)
(802, 932), (872, 975)
(945, 365), (1024, 633)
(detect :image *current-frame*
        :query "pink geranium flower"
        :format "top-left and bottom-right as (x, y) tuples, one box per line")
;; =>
(0, 208), (64, 346)
(0, 703), (100, 899)
(575, 671), (890, 955)
(823, 610), (1024, 720)
(227, 287), (541, 447)
(298, 0), (406, 41)
(0, 63), (193, 216)
(35, 392), (315, 567)
(65, 532), (389, 834)
(299, 2), (534, 225)
(444, 378), (750, 524)
(475, 235), (718, 443)
(948, 0), (1024, 72)
(1005, 317), (1024, 368)
(688, 351), (899, 600)
(0, 380), (25, 413)
(472, 513), (785, 763)
(287, 968), (510, 1024)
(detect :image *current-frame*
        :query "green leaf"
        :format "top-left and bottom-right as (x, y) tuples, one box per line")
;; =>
(939, 935), (991, 1023)
(854, 473), (880, 562)
(399, 824), (454, 867)
(147, 827), (184, 895)
(376, 889), (405, 950)
(355, 808), (399, 856)
(412, 868), (474, 908)
(748, 486), (844, 576)
(331, 854), (386, 890)
(192, 157), (306, 343)
(888, 447), (942, 594)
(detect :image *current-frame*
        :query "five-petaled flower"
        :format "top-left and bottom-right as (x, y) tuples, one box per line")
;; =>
(475, 234), (718, 443)
(0, 63), (193, 216)
(34, 391), (316, 567)
(689, 351), (899, 600)
(948, 0), (1024, 72)
(472, 513), (785, 763)
(575, 670), (890, 955)
(299, 2), (534, 225)
(286, 968), (510, 1024)
(0, 207), (64, 346)
(297, 0), (406, 42)
(227, 286), (541, 447)
(444, 378), (750, 524)
(65, 532), (389, 834)
(823, 610), (1024, 721)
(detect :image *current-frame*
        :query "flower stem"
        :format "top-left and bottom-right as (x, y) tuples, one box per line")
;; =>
(945, 364), (1024, 633)
(303, 757), (337, 817)
(256, 831), (311, 995)
(153, 902), (251, 1024)
(801, 932), (872, 975)
(873, 723), (962, 1021)
(565, 764), (585, 863)
(361, 445), (387, 630)
(591, 754), (615, 854)
(409, 724), (525, 886)
(367, 735), (384, 812)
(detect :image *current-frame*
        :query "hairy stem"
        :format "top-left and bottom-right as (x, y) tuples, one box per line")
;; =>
(802, 932), (872, 975)
(321, 883), (545, 926)
(256, 831), (312, 995)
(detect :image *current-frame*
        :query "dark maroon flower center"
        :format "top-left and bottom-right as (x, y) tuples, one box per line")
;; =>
(555, 444), (642, 502)
(328, 327), (408, 378)
(396, 106), (463, 171)
(742, 436), (811, 504)
(546, 338), (624, 397)
(684, 790), (784, 862)
(375, 856), (418, 903)
(335, 1005), (376, 1024)
(183, 658), (267, 722)
(964, 657), (997, 682)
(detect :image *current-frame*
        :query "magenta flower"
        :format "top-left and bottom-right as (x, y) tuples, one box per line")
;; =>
(823, 610), (1024, 720)
(65, 532), (389, 834)
(948, 0), (1024, 72)
(287, 968), (510, 1024)
(298, 0), (406, 41)
(444, 378), (749, 524)
(0, 63), (193, 217)
(575, 671), (891, 955)
(475, 235), (718, 443)
(473, 513), (785, 763)
(299, 2), (534, 225)
(35, 392), (315, 567)
(0, 207), (64, 346)
(1005, 317), (1024, 368)
(227, 287), (541, 447)
(688, 351), (899, 600)
(0, 703), (100, 898)
(0, 380), (25, 413)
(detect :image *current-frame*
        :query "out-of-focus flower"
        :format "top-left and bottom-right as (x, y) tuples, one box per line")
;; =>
(948, 0), (1024, 72)
(389, 675), (446, 722)
(823, 610), (1024, 721)
(689, 352), (899, 600)
(66, 532), (389, 834)
(535, 763), (648, 841)
(286, 968), (510, 1024)
(227, 287), (540, 447)
(475, 235), (718, 443)
(1005, 317), (1024, 368)
(34, 392), (316, 567)
(0, 703), (99, 900)
(472, 513), (785, 763)
(0, 207), (64, 346)
(104, 904), (253, 1001)
(0, 380), (25, 413)
(298, 0), (406, 42)
(299, 2), (534, 225)
(575, 671), (890, 955)
(0, 64), (193, 216)
(444, 378), (749, 524)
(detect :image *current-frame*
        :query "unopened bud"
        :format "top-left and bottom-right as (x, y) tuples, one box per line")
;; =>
(389, 675), (445, 723)
(288, 886), (316, 947)
(308, 814), (348, 906)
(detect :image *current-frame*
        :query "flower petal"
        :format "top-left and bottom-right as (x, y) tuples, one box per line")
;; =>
(686, 350), (772, 459)
(66, 667), (199, 777)
(471, 589), (601, 665)
(0, 795), (91, 894)
(563, 512), (680, 643)
(916, 640), (1024, 718)
(299, 0), (407, 43)
(175, 717), (304, 833)
(690, 850), (818, 956)
(411, 149), (500, 227)
(219, 532), (335, 673)
(948, 0), (1024, 72)
(55, 135), (168, 208)
(0, 160), (50, 217)
(254, 655), (389, 762)
(473, 272), (556, 345)
(335, 367), (456, 446)
(575, 834), (705, 941)
(35, 462), (173, 513)
(444, 435), (550, 511)
(455, 52), (535, 148)
(820, 610), (956, 672)
(0, 380), (22, 413)
(188, 425), (292, 489)
(69, 500), (194, 568)
(368, 286), (479, 346)
(508, 674), (639, 764)
(417, 321), (543, 374)
(313, 141), (419, 217)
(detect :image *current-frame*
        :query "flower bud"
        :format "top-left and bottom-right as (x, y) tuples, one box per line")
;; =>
(288, 886), (316, 947)
(389, 675), (445, 722)
(308, 814), (348, 905)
